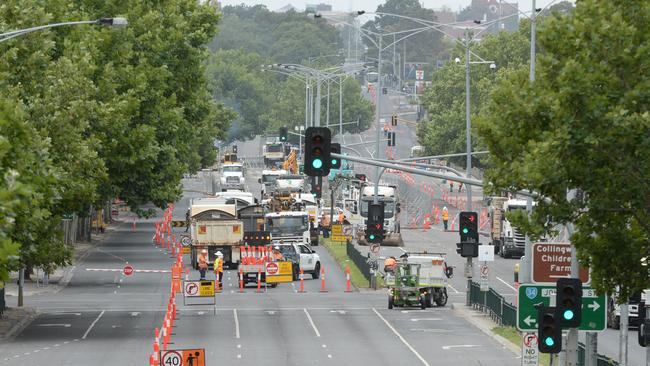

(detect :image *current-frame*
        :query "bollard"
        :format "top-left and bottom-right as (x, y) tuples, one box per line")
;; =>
(298, 268), (305, 293)
(257, 267), (261, 293)
(239, 267), (245, 293)
(345, 266), (352, 293)
(319, 267), (327, 293)
(132, 217), (136, 232)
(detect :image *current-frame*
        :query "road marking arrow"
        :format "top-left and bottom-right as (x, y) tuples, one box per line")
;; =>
(587, 301), (600, 311)
(523, 315), (537, 327)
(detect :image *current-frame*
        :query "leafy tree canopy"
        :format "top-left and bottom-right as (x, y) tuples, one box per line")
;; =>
(476, 0), (650, 299)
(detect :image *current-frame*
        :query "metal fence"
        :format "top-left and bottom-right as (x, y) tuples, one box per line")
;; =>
(346, 240), (371, 285)
(468, 280), (619, 366)
(0, 286), (4, 316)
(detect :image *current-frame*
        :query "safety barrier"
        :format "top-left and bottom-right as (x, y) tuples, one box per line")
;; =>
(467, 280), (618, 366)
(346, 240), (371, 285)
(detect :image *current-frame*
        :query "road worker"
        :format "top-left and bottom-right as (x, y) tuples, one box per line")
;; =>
(383, 256), (397, 274)
(338, 211), (344, 224)
(442, 206), (449, 231)
(198, 249), (208, 280)
(214, 251), (224, 287)
(321, 214), (330, 238)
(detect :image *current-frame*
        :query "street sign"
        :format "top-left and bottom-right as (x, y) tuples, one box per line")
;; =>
(478, 245), (494, 262)
(516, 284), (607, 331)
(171, 220), (186, 227)
(266, 261), (293, 283)
(184, 281), (215, 297)
(532, 243), (589, 284)
(521, 332), (539, 366)
(160, 348), (205, 366)
(370, 244), (380, 254)
(123, 264), (134, 277)
(480, 264), (489, 292)
(331, 224), (353, 242)
(181, 236), (191, 247)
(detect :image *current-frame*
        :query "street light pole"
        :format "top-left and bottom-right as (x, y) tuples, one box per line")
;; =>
(373, 35), (383, 204)
(339, 75), (344, 142)
(315, 79), (322, 127)
(464, 28), (474, 279)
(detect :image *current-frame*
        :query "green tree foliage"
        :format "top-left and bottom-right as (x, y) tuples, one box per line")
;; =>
(210, 5), (342, 64)
(417, 26), (530, 168)
(475, 0), (650, 299)
(0, 0), (231, 274)
(363, 0), (446, 71)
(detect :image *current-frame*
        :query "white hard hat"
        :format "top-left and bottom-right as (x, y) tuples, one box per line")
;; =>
(201, 249), (208, 254)
(443, 206), (448, 211)
(216, 251), (223, 257)
(274, 246), (280, 250)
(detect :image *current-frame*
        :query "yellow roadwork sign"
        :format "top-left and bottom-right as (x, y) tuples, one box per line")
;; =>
(265, 261), (293, 283)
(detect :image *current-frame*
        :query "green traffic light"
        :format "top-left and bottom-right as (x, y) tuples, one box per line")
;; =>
(544, 337), (555, 347)
(331, 159), (337, 165)
(369, 234), (375, 240)
(563, 309), (574, 320)
(312, 158), (323, 169)
(462, 228), (469, 234)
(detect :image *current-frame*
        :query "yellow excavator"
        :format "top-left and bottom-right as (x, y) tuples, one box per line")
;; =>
(282, 149), (298, 174)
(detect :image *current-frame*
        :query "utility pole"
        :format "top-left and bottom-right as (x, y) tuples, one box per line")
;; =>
(463, 28), (473, 279)
(620, 301), (629, 366)
(371, 35), (383, 292)
(567, 226), (579, 366)
(315, 78), (322, 127)
(18, 267), (24, 307)
(339, 75), (343, 141)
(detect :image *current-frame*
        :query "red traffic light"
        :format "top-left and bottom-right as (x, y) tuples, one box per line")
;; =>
(469, 215), (475, 222)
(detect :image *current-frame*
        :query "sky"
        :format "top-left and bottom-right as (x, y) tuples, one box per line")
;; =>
(219, 0), (565, 13)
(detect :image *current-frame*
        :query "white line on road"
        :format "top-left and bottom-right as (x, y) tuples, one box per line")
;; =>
(372, 308), (430, 366)
(234, 309), (240, 339)
(303, 308), (321, 337)
(410, 318), (441, 322)
(36, 324), (71, 327)
(496, 276), (517, 292)
(442, 345), (481, 350)
(448, 284), (460, 294)
(82, 310), (105, 339)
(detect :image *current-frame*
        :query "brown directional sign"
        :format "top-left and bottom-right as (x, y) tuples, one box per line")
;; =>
(532, 243), (590, 284)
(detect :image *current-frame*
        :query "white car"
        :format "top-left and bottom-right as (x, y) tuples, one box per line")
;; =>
(273, 243), (321, 280)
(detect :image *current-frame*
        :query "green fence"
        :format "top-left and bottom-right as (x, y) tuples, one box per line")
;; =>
(346, 240), (371, 283)
(468, 280), (619, 366)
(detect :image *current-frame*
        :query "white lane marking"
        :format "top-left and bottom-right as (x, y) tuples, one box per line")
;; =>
(303, 308), (321, 337)
(130, 312), (140, 317)
(46, 312), (81, 316)
(328, 354), (332, 359)
(266, 310), (276, 315)
(329, 310), (346, 314)
(36, 324), (71, 327)
(372, 308), (430, 366)
(448, 284), (460, 294)
(410, 329), (451, 333)
(234, 309), (240, 339)
(322, 344), (327, 348)
(410, 318), (441, 322)
(82, 310), (105, 339)
(197, 311), (205, 315)
(442, 345), (481, 350)
(496, 276), (517, 292)
(237, 344), (241, 349)
(237, 354), (242, 359)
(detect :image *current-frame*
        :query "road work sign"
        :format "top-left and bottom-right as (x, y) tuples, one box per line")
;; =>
(160, 348), (205, 366)
(521, 332), (539, 366)
(532, 243), (589, 284)
(184, 280), (215, 297)
(266, 261), (292, 283)
(517, 284), (607, 331)
(172, 220), (187, 228)
(331, 224), (352, 242)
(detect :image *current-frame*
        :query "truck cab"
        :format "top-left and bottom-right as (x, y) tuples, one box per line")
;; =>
(490, 197), (531, 258)
(358, 183), (402, 246)
(264, 142), (286, 168)
(219, 163), (245, 191)
(259, 169), (287, 199)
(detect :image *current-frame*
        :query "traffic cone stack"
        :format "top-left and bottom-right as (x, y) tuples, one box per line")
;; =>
(298, 268), (305, 293)
(319, 267), (327, 293)
(345, 266), (352, 293)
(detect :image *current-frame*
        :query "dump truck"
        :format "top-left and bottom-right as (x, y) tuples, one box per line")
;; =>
(489, 197), (530, 258)
(189, 198), (243, 270)
(357, 183), (403, 246)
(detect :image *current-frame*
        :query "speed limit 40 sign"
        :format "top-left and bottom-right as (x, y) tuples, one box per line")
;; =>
(161, 348), (205, 366)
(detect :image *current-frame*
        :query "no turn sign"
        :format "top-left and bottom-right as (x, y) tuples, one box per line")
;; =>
(184, 281), (199, 297)
(123, 264), (134, 277)
(266, 262), (279, 276)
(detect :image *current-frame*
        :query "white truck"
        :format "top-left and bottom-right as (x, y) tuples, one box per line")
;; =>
(489, 197), (529, 258)
(219, 163), (245, 191)
(189, 198), (243, 269)
(607, 290), (650, 329)
(358, 183), (402, 246)
(259, 169), (287, 199)
(274, 174), (305, 193)
(263, 141), (286, 168)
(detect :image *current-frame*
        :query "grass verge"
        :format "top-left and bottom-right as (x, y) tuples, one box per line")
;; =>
(492, 326), (552, 366)
(321, 237), (382, 289)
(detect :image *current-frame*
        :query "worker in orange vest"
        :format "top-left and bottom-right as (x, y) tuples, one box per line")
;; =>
(198, 249), (208, 280)
(321, 214), (330, 238)
(384, 256), (397, 274)
(338, 212), (344, 224)
(272, 246), (284, 261)
(442, 206), (449, 231)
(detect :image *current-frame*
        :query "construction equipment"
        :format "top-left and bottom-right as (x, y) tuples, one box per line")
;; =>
(189, 198), (243, 269)
(385, 253), (451, 308)
(388, 263), (426, 309)
(282, 150), (299, 174)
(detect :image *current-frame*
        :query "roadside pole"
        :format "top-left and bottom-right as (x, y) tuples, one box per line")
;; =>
(620, 303), (629, 366)
(566, 228), (579, 366)
(18, 267), (24, 307)
(463, 28), (473, 281)
(646, 303), (649, 366)
(371, 35), (383, 291)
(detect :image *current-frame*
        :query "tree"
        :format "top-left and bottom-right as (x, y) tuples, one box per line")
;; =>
(417, 25), (530, 168)
(475, 0), (650, 299)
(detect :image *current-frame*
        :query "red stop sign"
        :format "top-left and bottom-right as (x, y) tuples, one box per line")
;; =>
(266, 262), (279, 275)
(123, 264), (134, 276)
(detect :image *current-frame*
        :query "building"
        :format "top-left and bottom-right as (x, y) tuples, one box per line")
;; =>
(306, 3), (332, 13)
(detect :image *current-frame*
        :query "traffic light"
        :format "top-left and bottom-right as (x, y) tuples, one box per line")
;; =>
(304, 127), (331, 176)
(538, 306), (562, 353)
(355, 173), (367, 182)
(391, 115), (397, 126)
(382, 87), (388, 94)
(555, 278), (582, 328)
(366, 203), (385, 243)
(387, 132), (396, 147)
(455, 242), (478, 257)
(311, 176), (322, 199)
(330, 143), (341, 169)
(232, 145), (238, 153)
(459, 211), (479, 243)
(279, 126), (288, 142)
